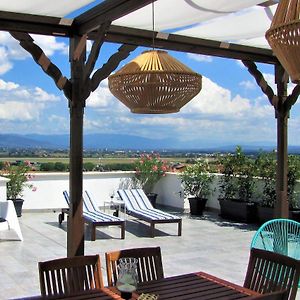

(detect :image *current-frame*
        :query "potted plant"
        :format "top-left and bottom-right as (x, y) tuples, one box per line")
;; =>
(134, 153), (168, 207)
(180, 160), (215, 216)
(256, 153), (300, 223)
(218, 146), (257, 223)
(287, 155), (300, 222)
(1, 160), (36, 217)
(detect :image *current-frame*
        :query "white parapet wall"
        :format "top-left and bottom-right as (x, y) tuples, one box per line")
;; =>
(1, 172), (299, 212)
(0, 176), (9, 201)
(17, 172), (135, 210)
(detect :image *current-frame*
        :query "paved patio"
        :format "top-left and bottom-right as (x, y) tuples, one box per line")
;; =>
(0, 208), (299, 300)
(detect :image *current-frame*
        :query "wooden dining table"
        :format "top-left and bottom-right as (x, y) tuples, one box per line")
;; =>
(16, 271), (260, 300)
(131, 271), (261, 300)
(14, 288), (122, 300)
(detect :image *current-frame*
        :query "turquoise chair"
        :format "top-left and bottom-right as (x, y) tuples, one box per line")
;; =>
(251, 218), (300, 288)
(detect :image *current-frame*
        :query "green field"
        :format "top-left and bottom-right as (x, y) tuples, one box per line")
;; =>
(0, 157), (187, 165)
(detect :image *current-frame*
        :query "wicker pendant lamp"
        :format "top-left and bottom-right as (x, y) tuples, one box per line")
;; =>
(266, 0), (300, 83)
(108, 49), (202, 114)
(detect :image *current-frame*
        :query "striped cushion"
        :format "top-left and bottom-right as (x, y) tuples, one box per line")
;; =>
(117, 189), (180, 221)
(62, 191), (124, 223)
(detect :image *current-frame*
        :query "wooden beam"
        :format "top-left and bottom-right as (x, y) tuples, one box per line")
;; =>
(103, 25), (278, 64)
(84, 21), (111, 81)
(91, 44), (137, 92)
(242, 60), (277, 106)
(285, 85), (300, 111)
(68, 35), (86, 257)
(9, 31), (71, 99)
(75, 0), (155, 35)
(0, 11), (73, 37)
(275, 64), (289, 219)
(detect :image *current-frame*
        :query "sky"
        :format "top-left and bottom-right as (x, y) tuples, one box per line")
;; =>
(0, 23), (299, 148)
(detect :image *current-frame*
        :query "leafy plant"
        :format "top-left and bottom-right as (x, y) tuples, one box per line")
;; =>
(180, 161), (215, 198)
(287, 155), (300, 209)
(218, 146), (255, 202)
(134, 153), (168, 194)
(1, 161), (36, 200)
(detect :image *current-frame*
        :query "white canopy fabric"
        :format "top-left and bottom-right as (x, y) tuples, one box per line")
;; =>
(0, 0), (95, 17)
(113, 0), (277, 50)
(0, 0), (278, 50)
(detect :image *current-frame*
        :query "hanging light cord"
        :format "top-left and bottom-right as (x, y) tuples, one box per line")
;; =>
(152, 0), (155, 50)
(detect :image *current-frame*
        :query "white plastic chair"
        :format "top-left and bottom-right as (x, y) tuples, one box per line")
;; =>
(0, 200), (23, 241)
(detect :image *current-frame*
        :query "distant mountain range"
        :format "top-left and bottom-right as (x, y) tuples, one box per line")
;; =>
(0, 133), (299, 153)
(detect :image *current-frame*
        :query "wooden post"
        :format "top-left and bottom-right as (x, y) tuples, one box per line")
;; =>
(67, 35), (86, 257)
(274, 64), (289, 218)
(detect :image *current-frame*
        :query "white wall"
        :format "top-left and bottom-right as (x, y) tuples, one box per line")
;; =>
(0, 177), (9, 201)
(21, 172), (135, 210)
(2, 172), (299, 211)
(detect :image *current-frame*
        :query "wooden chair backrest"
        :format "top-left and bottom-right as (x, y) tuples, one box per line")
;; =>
(244, 248), (300, 300)
(105, 247), (164, 286)
(39, 254), (104, 296)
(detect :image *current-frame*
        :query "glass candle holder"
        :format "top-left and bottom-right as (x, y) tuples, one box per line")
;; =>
(116, 257), (138, 300)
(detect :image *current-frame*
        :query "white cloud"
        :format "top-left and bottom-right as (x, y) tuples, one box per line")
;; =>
(263, 73), (296, 96)
(0, 32), (68, 75)
(32, 35), (68, 56)
(187, 53), (213, 63)
(0, 101), (44, 121)
(0, 79), (19, 90)
(33, 87), (60, 102)
(0, 79), (61, 122)
(239, 80), (256, 90)
(82, 74), (277, 144)
(86, 79), (124, 111)
(181, 76), (268, 119)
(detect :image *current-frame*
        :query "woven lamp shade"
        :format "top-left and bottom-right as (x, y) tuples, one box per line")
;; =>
(266, 0), (300, 83)
(108, 50), (202, 114)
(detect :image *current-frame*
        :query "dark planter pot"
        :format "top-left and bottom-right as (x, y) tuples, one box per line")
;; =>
(290, 209), (300, 222)
(188, 197), (207, 216)
(257, 207), (300, 223)
(257, 206), (274, 224)
(218, 198), (257, 223)
(147, 193), (158, 208)
(11, 198), (24, 217)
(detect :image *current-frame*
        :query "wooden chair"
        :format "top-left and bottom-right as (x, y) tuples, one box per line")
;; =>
(39, 254), (104, 296)
(244, 248), (300, 300)
(105, 247), (164, 286)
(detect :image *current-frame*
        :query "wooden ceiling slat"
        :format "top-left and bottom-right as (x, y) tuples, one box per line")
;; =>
(75, 0), (154, 35)
(0, 11), (72, 36)
(0, 0), (277, 64)
(103, 25), (278, 64)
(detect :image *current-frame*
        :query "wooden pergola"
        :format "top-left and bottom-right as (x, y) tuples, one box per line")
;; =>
(0, 0), (299, 257)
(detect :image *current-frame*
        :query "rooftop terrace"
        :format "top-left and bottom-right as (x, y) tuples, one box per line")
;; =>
(3, 209), (297, 300)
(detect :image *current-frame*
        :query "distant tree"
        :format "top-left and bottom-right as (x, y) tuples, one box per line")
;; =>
(40, 162), (55, 171)
(83, 162), (95, 171)
(54, 162), (68, 172)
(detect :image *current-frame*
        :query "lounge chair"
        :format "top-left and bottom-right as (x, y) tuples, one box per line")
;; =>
(117, 189), (182, 237)
(0, 200), (23, 241)
(61, 191), (125, 240)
